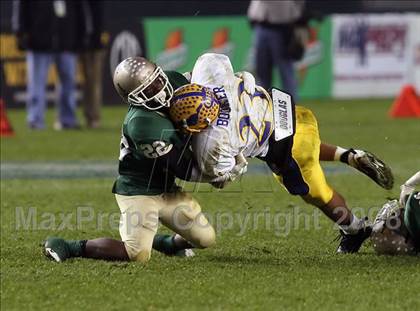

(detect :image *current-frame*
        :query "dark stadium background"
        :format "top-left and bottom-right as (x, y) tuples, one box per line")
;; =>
(1, 0), (420, 108)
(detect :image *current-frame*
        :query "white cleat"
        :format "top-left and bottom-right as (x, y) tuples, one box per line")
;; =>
(350, 149), (394, 190)
(175, 248), (195, 257)
(45, 247), (62, 262)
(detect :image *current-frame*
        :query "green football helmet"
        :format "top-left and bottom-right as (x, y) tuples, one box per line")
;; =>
(113, 57), (173, 110)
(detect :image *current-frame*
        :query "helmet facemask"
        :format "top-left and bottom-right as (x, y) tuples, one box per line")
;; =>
(128, 66), (174, 110)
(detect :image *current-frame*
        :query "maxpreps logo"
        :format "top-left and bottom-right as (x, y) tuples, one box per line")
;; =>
(156, 29), (188, 70)
(206, 27), (234, 58)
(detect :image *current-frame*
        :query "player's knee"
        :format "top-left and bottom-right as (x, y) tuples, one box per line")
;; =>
(193, 226), (216, 249)
(133, 249), (152, 264)
(190, 209), (216, 248)
(124, 242), (151, 263)
(302, 187), (334, 208)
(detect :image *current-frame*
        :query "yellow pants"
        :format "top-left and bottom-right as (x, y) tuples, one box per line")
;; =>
(274, 106), (334, 207)
(116, 191), (215, 263)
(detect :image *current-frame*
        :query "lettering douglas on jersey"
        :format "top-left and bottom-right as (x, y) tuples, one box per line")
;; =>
(213, 86), (231, 126)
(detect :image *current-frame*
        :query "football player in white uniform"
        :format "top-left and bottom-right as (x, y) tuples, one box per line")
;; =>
(169, 53), (394, 253)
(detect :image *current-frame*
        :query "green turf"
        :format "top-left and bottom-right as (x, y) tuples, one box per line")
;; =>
(1, 100), (419, 310)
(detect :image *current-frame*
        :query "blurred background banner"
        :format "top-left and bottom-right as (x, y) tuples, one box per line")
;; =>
(332, 14), (420, 98)
(1, 0), (419, 107)
(144, 17), (251, 73)
(293, 18), (332, 99)
(144, 16), (333, 99)
(410, 16), (420, 92)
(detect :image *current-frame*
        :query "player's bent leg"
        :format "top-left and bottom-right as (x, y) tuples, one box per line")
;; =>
(302, 190), (351, 225)
(116, 194), (160, 263)
(44, 194), (161, 263)
(296, 159), (372, 254)
(84, 238), (129, 260)
(44, 236), (129, 262)
(303, 189), (372, 254)
(272, 107), (371, 253)
(296, 161), (354, 228)
(159, 191), (216, 250)
(44, 237), (84, 262)
(297, 163), (372, 254)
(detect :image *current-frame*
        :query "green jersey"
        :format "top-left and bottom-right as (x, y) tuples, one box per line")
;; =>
(404, 191), (420, 245)
(112, 71), (189, 195)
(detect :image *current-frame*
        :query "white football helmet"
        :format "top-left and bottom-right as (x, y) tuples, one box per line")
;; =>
(113, 57), (173, 110)
(371, 200), (416, 255)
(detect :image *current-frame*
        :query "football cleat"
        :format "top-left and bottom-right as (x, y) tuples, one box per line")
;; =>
(175, 249), (195, 258)
(153, 234), (196, 258)
(336, 225), (373, 254)
(350, 149), (394, 190)
(44, 237), (71, 262)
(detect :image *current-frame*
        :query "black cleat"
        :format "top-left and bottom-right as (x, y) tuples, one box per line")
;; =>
(336, 226), (372, 254)
(152, 235), (195, 258)
(351, 150), (394, 190)
(44, 237), (71, 262)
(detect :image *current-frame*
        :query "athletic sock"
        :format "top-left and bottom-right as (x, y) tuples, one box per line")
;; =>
(152, 234), (177, 255)
(333, 146), (348, 162)
(334, 147), (357, 165)
(67, 240), (87, 257)
(339, 215), (363, 235)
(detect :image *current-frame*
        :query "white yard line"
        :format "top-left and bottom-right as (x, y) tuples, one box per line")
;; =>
(0, 161), (351, 180)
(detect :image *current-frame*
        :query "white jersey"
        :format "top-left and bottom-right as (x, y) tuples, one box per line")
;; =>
(191, 53), (273, 178)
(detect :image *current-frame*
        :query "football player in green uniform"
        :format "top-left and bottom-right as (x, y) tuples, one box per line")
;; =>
(44, 57), (223, 263)
(371, 171), (420, 255)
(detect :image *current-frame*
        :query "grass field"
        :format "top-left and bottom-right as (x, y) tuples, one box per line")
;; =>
(1, 99), (419, 310)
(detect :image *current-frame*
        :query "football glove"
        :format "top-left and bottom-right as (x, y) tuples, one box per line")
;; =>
(210, 153), (248, 185)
